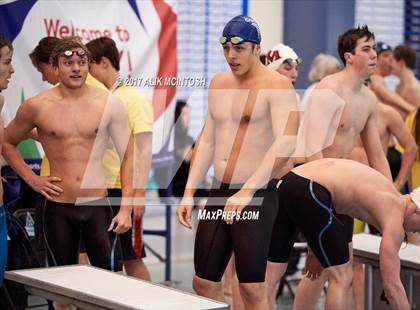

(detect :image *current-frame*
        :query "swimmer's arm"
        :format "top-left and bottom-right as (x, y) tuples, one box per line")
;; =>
(361, 101), (393, 180)
(379, 228), (410, 310)
(108, 95), (133, 232)
(370, 76), (412, 116)
(133, 131), (152, 218)
(387, 108), (418, 189)
(120, 136), (135, 203)
(243, 87), (299, 192)
(108, 95), (133, 192)
(3, 101), (63, 199)
(177, 82), (217, 228)
(183, 111), (215, 198)
(3, 101), (39, 183)
(407, 172), (413, 190)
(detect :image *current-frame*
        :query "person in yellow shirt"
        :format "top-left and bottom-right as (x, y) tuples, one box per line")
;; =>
(86, 37), (153, 280)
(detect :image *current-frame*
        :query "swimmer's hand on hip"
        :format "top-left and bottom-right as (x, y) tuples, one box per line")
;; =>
(28, 175), (63, 200)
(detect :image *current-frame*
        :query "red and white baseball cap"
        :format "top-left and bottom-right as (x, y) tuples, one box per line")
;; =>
(266, 43), (301, 70)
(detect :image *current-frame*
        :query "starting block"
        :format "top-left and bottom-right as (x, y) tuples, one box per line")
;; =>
(5, 265), (229, 309)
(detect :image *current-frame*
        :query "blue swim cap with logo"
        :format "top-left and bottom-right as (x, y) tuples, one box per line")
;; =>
(376, 41), (392, 54)
(221, 15), (261, 45)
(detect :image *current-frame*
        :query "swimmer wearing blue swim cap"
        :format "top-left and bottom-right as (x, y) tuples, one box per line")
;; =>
(177, 14), (298, 309)
(220, 15), (261, 45)
(219, 15), (265, 76)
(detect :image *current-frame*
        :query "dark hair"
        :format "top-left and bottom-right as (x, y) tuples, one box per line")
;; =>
(337, 25), (375, 65)
(175, 100), (187, 123)
(401, 232), (414, 249)
(259, 54), (266, 65)
(86, 37), (120, 71)
(174, 100), (193, 155)
(402, 232), (408, 248)
(394, 44), (417, 70)
(29, 37), (61, 68)
(50, 37), (91, 67)
(0, 35), (13, 58)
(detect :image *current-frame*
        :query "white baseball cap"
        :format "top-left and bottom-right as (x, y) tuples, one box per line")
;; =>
(266, 43), (301, 70)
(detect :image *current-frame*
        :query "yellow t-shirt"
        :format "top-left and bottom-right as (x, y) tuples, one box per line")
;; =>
(103, 85), (154, 188)
(40, 73), (108, 176)
(86, 73), (108, 89)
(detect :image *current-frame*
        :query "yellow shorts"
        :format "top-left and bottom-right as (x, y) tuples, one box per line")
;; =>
(353, 219), (365, 234)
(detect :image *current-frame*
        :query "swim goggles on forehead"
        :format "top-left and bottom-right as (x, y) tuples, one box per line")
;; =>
(219, 36), (246, 45)
(60, 49), (87, 58)
(283, 58), (302, 66)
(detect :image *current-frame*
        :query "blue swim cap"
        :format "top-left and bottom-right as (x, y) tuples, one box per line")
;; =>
(376, 42), (392, 54)
(222, 15), (261, 44)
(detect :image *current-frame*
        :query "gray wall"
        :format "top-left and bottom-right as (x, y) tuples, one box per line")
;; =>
(283, 0), (355, 89)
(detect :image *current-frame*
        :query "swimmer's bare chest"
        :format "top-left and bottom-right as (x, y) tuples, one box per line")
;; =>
(338, 91), (370, 134)
(35, 98), (106, 146)
(211, 85), (273, 159)
(211, 93), (269, 126)
(210, 81), (275, 181)
(324, 91), (371, 157)
(210, 78), (272, 130)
